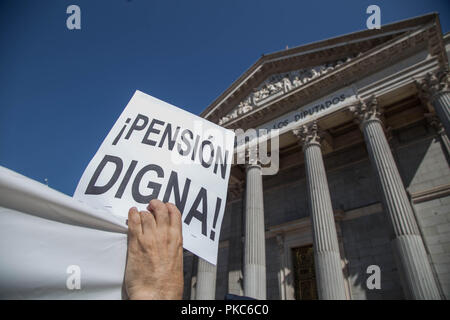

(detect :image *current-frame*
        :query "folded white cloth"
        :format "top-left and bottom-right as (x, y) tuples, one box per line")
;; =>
(0, 166), (128, 299)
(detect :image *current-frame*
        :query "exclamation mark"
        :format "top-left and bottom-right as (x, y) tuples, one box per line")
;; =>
(112, 118), (131, 145)
(209, 197), (222, 241)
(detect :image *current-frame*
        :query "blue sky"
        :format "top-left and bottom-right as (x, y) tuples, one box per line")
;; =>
(1, 0), (449, 196)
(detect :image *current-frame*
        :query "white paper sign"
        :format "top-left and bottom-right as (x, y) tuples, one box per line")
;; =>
(74, 90), (235, 264)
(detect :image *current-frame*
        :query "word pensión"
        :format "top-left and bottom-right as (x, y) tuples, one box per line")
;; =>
(112, 113), (230, 179)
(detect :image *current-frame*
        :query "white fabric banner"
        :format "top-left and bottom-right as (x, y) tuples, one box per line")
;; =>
(0, 166), (127, 299)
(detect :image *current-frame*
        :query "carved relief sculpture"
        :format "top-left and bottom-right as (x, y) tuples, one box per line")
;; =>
(218, 54), (358, 125)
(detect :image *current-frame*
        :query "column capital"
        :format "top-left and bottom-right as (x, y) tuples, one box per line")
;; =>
(245, 145), (261, 168)
(350, 95), (393, 140)
(292, 121), (322, 149)
(416, 69), (450, 102)
(349, 95), (383, 124)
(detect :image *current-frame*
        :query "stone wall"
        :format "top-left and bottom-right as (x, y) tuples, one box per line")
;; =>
(341, 212), (404, 299)
(215, 245), (229, 299)
(265, 237), (281, 300)
(182, 251), (196, 300)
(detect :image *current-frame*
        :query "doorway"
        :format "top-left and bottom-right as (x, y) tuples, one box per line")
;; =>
(292, 245), (318, 300)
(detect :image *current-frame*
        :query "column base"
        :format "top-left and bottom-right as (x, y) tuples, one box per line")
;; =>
(196, 259), (217, 300)
(244, 264), (266, 300)
(392, 235), (441, 300)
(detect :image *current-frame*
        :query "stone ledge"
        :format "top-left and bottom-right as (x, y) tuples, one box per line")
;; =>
(410, 183), (450, 203)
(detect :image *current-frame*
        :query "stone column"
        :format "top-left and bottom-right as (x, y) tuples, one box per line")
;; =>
(292, 122), (347, 300)
(417, 70), (450, 138)
(350, 96), (441, 300)
(243, 149), (266, 299)
(195, 257), (217, 300)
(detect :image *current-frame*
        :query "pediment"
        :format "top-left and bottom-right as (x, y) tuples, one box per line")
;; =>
(218, 53), (360, 125)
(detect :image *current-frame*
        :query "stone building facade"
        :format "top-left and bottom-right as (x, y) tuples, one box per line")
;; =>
(183, 14), (450, 300)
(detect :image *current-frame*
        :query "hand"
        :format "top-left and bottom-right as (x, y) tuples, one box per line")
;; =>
(125, 199), (184, 300)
